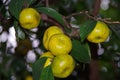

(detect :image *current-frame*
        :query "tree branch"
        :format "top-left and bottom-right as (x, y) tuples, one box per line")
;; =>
(92, 0), (101, 16)
(65, 11), (120, 24)
(45, 0), (49, 7)
(89, 1), (101, 80)
(41, 13), (63, 29)
(89, 59), (100, 80)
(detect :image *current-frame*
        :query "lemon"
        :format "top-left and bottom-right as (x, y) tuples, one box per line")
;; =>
(25, 75), (33, 80)
(87, 21), (110, 43)
(43, 26), (63, 50)
(19, 8), (40, 29)
(48, 34), (72, 56)
(40, 51), (54, 67)
(51, 54), (75, 78)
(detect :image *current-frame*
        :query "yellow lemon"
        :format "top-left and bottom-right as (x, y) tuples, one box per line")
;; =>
(48, 34), (72, 56)
(43, 26), (63, 50)
(19, 8), (40, 29)
(40, 51), (54, 67)
(51, 54), (75, 78)
(87, 21), (110, 43)
(25, 75), (33, 80)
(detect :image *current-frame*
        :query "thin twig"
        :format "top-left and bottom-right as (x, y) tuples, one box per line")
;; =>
(45, 0), (49, 7)
(62, 16), (72, 29)
(65, 11), (86, 19)
(41, 13), (63, 28)
(65, 11), (120, 24)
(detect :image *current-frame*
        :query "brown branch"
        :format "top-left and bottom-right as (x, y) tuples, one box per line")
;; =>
(69, 27), (80, 39)
(65, 11), (120, 24)
(45, 0), (49, 7)
(65, 11), (87, 19)
(41, 13), (63, 29)
(41, 13), (79, 38)
(92, 0), (101, 16)
(62, 16), (72, 29)
(89, 1), (101, 80)
(86, 14), (120, 24)
(89, 59), (100, 80)
(97, 19), (120, 24)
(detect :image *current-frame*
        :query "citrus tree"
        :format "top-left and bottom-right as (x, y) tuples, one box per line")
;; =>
(0, 0), (120, 80)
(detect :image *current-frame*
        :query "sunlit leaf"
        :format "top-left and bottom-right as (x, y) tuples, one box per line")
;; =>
(71, 39), (91, 63)
(79, 20), (97, 42)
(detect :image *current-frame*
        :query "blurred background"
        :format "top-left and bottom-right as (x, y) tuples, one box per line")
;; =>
(0, 0), (120, 80)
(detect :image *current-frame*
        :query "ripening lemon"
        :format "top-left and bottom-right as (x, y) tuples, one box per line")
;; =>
(43, 26), (63, 50)
(87, 21), (110, 43)
(40, 51), (54, 67)
(19, 8), (40, 29)
(51, 54), (75, 78)
(48, 34), (72, 56)
(25, 75), (33, 80)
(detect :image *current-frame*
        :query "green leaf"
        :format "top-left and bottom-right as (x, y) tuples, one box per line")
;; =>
(71, 39), (91, 63)
(79, 20), (97, 42)
(36, 7), (65, 26)
(40, 65), (54, 80)
(25, 0), (37, 6)
(32, 57), (47, 80)
(9, 0), (24, 20)
(14, 21), (25, 39)
(9, 0), (36, 20)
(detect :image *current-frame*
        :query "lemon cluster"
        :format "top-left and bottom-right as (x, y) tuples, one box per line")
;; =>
(43, 26), (72, 55)
(41, 26), (75, 78)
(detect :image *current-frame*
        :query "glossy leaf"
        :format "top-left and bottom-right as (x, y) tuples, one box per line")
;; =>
(36, 7), (65, 26)
(9, 0), (24, 20)
(40, 65), (54, 80)
(32, 57), (47, 80)
(9, 0), (35, 20)
(71, 39), (91, 63)
(79, 20), (97, 42)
